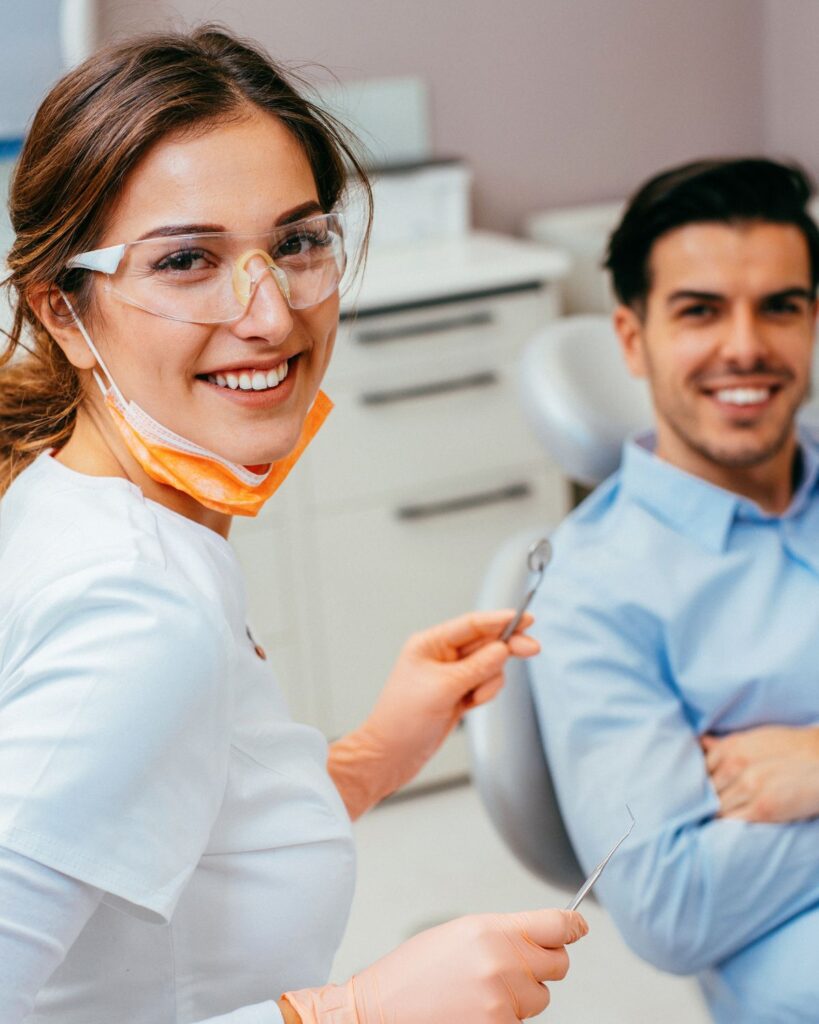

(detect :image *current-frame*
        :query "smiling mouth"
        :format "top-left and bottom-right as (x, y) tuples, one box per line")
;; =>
(700, 377), (789, 408)
(710, 385), (778, 406)
(198, 358), (290, 392)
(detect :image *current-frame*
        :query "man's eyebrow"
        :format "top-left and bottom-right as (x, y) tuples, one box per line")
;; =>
(132, 202), (325, 242)
(666, 287), (815, 305)
(666, 290), (724, 305)
(759, 287), (815, 302)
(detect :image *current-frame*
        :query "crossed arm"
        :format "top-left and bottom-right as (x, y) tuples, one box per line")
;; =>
(529, 577), (819, 978)
(702, 724), (819, 823)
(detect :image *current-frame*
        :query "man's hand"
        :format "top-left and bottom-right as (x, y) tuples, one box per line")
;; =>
(702, 725), (819, 822)
(328, 610), (539, 819)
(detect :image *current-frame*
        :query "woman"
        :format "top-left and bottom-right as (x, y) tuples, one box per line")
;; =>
(0, 27), (587, 1023)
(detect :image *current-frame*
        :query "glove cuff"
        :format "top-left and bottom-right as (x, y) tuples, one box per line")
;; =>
(282, 979), (358, 1024)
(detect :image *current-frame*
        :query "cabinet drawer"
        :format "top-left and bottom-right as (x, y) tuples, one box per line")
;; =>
(306, 465), (567, 737)
(329, 288), (553, 385)
(302, 365), (548, 509)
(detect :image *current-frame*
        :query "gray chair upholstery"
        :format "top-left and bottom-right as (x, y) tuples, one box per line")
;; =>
(519, 314), (652, 486)
(467, 527), (584, 892)
(466, 315), (649, 893)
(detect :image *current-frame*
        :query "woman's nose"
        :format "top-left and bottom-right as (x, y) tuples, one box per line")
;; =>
(234, 260), (294, 340)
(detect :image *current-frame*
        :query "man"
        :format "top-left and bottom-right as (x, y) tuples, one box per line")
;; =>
(530, 158), (819, 1023)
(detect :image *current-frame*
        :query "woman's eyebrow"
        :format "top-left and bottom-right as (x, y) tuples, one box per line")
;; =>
(132, 202), (324, 242)
(135, 223), (225, 241)
(276, 200), (324, 225)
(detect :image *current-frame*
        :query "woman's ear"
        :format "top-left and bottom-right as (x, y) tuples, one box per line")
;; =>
(27, 284), (97, 370)
(613, 303), (648, 379)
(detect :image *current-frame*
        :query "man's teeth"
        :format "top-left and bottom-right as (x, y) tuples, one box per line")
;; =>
(207, 361), (289, 391)
(714, 387), (771, 406)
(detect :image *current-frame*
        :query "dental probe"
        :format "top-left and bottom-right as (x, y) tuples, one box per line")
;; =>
(566, 805), (636, 911)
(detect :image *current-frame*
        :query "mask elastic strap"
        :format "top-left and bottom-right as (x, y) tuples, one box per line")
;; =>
(59, 290), (125, 405)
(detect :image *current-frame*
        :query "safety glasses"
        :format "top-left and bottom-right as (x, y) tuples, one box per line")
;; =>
(65, 211), (346, 324)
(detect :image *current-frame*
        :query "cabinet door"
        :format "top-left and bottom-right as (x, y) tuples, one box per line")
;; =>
(301, 361), (547, 509)
(305, 466), (567, 738)
(330, 287), (554, 385)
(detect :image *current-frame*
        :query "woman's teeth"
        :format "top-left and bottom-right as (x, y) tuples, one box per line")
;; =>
(207, 360), (289, 391)
(714, 386), (771, 406)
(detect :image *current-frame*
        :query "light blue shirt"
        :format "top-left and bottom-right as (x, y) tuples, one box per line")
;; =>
(530, 432), (819, 1024)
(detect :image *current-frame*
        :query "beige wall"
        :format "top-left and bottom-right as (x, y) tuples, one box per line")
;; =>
(98, 0), (765, 232)
(762, 0), (819, 182)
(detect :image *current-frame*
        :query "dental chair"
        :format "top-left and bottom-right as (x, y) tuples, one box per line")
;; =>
(466, 314), (652, 892)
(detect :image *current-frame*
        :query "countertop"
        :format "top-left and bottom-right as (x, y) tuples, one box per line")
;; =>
(340, 231), (570, 316)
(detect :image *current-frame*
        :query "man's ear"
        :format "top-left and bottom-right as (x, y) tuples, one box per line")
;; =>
(27, 284), (96, 370)
(613, 303), (648, 379)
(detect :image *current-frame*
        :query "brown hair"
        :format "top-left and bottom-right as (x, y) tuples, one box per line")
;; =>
(0, 25), (371, 494)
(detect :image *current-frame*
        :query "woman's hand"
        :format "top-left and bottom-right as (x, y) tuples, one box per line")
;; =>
(702, 725), (819, 822)
(283, 908), (588, 1024)
(327, 610), (539, 819)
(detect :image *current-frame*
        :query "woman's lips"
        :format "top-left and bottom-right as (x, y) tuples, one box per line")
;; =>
(196, 355), (298, 404)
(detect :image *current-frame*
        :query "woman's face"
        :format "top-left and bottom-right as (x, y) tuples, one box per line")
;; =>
(84, 106), (340, 467)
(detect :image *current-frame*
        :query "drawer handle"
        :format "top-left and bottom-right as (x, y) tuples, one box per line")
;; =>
(354, 310), (493, 345)
(395, 482), (532, 521)
(360, 371), (498, 406)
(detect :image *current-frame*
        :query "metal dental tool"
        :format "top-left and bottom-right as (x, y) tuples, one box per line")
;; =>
(565, 806), (636, 911)
(499, 537), (553, 642)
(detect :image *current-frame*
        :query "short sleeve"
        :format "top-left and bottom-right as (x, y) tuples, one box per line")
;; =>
(0, 560), (232, 922)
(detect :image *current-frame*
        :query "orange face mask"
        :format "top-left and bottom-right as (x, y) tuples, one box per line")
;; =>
(62, 292), (332, 517)
(104, 388), (332, 517)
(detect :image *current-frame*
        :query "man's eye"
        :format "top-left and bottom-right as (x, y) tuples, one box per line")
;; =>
(680, 304), (716, 319)
(764, 299), (802, 315)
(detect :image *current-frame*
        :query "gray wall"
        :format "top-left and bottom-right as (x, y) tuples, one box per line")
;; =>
(762, 0), (819, 179)
(98, 0), (766, 232)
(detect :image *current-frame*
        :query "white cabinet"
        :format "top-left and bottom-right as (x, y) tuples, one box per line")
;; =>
(231, 233), (569, 788)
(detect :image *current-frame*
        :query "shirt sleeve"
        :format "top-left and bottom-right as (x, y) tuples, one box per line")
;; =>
(0, 560), (233, 922)
(529, 567), (819, 976)
(0, 846), (285, 1024)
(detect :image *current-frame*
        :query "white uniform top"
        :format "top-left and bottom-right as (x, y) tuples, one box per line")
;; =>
(0, 453), (356, 1022)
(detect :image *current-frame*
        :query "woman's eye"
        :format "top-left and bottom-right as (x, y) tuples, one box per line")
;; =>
(154, 248), (210, 273)
(275, 231), (330, 259)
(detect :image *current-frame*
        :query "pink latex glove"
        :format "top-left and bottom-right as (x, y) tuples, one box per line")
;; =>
(282, 908), (588, 1023)
(327, 610), (540, 819)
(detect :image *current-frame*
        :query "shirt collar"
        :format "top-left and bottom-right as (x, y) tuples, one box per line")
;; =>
(618, 427), (819, 552)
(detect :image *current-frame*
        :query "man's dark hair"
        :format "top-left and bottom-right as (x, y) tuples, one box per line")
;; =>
(605, 157), (819, 311)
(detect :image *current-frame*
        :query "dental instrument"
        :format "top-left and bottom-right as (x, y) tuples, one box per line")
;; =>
(500, 537), (552, 642)
(565, 806), (636, 911)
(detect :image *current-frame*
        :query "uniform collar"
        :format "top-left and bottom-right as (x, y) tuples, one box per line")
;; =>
(619, 428), (819, 553)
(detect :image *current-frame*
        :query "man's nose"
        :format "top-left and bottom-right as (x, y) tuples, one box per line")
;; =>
(720, 305), (769, 368)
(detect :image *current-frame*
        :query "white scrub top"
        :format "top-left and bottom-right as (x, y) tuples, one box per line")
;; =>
(0, 453), (356, 1022)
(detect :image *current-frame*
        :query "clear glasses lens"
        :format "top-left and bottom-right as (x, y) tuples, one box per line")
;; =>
(104, 213), (345, 323)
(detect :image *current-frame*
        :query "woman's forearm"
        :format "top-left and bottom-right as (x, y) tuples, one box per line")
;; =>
(327, 726), (405, 821)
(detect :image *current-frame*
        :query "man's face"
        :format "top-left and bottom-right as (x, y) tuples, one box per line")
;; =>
(616, 221), (817, 475)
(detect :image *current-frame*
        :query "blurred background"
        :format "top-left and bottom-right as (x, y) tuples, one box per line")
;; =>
(3, 3), (817, 1020)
